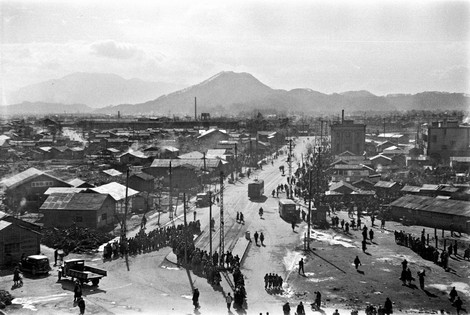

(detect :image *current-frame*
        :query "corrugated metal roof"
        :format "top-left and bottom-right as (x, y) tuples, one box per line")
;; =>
(69, 178), (86, 187)
(389, 195), (470, 217)
(0, 221), (12, 231)
(374, 181), (398, 188)
(102, 169), (123, 177)
(40, 193), (110, 211)
(44, 187), (87, 195)
(178, 151), (204, 159)
(90, 182), (139, 201)
(401, 185), (421, 193)
(420, 184), (441, 191)
(150, 158), (221, 169)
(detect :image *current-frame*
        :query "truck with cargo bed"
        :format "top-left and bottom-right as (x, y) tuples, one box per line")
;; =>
(58, 259), (107, 286)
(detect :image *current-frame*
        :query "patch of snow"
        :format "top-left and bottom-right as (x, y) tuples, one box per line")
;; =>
(13, 293), (69, 311)
(283, 249), (305, 272)
(307, 229), (355, 248)
(307, 276), (335, 283)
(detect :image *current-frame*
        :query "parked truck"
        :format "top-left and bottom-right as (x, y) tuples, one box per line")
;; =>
(248, 179), (264, 199)
(58, 259), (107, 286)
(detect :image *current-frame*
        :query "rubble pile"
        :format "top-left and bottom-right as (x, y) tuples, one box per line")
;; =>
(0, 290), (13, 309)
(42, 225), (114, 253)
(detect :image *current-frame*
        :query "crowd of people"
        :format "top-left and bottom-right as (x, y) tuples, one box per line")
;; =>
(264, 273), (284, 292)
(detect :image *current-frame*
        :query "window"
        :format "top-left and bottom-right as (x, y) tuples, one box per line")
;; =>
(101, 213), (107, 221)
(75, 216), (83, 222)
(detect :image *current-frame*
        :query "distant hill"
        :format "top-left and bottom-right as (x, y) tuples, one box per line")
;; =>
(7, 73), (184, 108)
(6, 71), (469, 115)
(95, 71), (469, 115)
(0, 102), (92, 115)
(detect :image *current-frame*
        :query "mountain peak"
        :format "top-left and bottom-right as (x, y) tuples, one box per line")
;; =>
(340, 90), (377, 97)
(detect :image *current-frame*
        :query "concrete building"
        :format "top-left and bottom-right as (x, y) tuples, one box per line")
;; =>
(330, 113), (366, 156)
(426, 120), (470, 164)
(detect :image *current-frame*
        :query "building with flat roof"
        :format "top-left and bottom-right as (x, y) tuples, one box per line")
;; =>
(330, 112), (366, 156)
(426, 120), (470, 164)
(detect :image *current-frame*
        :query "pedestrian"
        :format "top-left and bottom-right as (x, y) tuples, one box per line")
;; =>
(454, 296), (463, 315)
(291, 221), (296, 232)
(254, 231), (259, 245)
(417, 270), (426, 290)
(141, 214), (147, 229)
(240, 212), (244, 224)
(226, 292), (233, 310)
(193, 211), (196, 222)
(362, 240), (367, 252)
(74, 280), (82, 302)
(314, 291), (322, 309)
(401, 259), (408, 271)
(77, 296), (85, 315)
(259, 207), (264, 218)
(449, 286), (458, 302)
(384, 297), (393, 315)
(54, 248), (58, 266)
(282, 301), (291, 315)
(333, 310), (340, 315)
(369, 229), (374, 243)
(381, 219), (385, 229)
(301, 210), (306, 221)
(272, 190), (275, 197)
(354, 256), (361, 270)
(260, 232), (265, 246)
(13, 265), (22, 286)
(371, 215), (375, 226)
(298, 258), (305, 275)
(296, 301), (305, 315)
(406, 268), (414, 286)
(192, 288), (200, 309)
(236, 212), (240, 223)
(341, 219), (345, 229)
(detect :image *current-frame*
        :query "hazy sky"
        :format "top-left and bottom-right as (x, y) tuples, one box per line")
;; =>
(1, 0), (469, 97)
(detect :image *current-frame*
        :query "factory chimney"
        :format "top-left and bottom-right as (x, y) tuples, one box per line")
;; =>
(341, 109), (344, 123)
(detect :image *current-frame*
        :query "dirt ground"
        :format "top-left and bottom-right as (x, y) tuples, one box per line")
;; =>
(284, 211), (470, 314)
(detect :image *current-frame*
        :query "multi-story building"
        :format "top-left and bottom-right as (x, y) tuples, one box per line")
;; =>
(330, 113), (366, 155)
(426, 120), (470, 164)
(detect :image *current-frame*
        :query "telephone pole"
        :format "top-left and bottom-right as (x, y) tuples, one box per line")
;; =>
(307, 168), (312, 249)
(209, 191), (213, 257)
(219, 172), (225, 258)
(169, 160), (173, 220)
(288, 139), (293, 199)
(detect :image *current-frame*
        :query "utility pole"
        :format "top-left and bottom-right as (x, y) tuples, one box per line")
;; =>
(219, 172), (225, 258)
(169, 160), (173, 220)
(183, 193), (187, 266)
(234, 143), (238, 181)
(307, 168), (312, 249)
(288, 139), (293, 199)
(209, 191), (213, 257)
(122, 168), (129, 240)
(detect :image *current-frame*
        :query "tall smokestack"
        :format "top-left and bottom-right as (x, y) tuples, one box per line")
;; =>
(342, 109), (344, 123)
(195, 97), (197, 121)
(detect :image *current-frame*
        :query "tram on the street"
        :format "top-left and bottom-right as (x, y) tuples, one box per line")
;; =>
(278, 198), (299, 221)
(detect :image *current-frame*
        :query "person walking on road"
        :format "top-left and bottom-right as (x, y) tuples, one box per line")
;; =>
(291, 221), (296, 232)
(449, 286), (458, 302)
(282, 301), (291, 315)
(77, 296), (85, 315)
(226, 292), (233, 311)
(296, 301), (305, 315)
(254, 231), (259, 246)
(354, 256), (361, 270)
(314, 291), (322, 309)
(259, 207), (264, 218)
(74, 280), (82, 302)
(417, 270), (426, 290)
(239, 212), (244, 224)
(298, 258), (305, 275)
(454, 296), (464, 315)
(384, 297), (393, 315)
(260, 232), (265, 246)
(236, 212), (240, 223)
(192, 288), (200, 309)
(369, 229), (374, 243)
